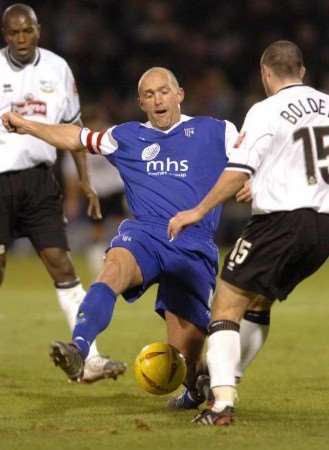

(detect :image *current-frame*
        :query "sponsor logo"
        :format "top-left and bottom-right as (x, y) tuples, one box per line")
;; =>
(11, 94), (47, 116)
(142, 143), (189, 177)
(146, 158), (188, 177)
(141, 143), (161, 161)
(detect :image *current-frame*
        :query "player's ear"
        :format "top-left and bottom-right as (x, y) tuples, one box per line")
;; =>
(300, 65), (306, 80)
(2, 27), (8, 43)
(138, 96), (146, 112)
(177, 87), (185, 104)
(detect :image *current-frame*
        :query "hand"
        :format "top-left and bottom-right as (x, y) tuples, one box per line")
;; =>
(168, 208), (203, 240)
(236, 180), (252, 203)
(1, 112), (27, 134)
(79, 181), (102, 220)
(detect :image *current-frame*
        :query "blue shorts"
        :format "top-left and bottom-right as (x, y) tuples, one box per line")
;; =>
(110, 218), (219, 333)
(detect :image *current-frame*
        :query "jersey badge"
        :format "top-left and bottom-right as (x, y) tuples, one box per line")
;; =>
(184, 127), (194, 137)
(40, 80), (55, 93)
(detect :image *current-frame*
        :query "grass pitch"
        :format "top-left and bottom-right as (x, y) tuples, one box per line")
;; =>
(1, 253), (329, 450)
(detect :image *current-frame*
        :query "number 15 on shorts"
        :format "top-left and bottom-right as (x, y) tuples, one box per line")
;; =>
(227, 238), (252, 271)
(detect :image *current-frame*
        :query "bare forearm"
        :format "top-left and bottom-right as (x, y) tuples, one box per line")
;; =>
(71, 150), (90, 182)
(196, 171), (249, 216)
(21, 120), (83, 152)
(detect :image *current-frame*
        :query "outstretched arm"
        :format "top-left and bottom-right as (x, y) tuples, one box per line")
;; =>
(1, 112), (83, 152)
(168, 170), (249, 239)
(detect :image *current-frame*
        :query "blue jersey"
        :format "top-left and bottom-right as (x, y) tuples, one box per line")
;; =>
(81, 115), (237, 238)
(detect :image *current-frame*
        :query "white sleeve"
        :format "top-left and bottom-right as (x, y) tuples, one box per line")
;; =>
(225, 103), (274, 175)
(61, 63), (81, 124)
(80, 126), (119, 155)
(224, 120), (239, 158)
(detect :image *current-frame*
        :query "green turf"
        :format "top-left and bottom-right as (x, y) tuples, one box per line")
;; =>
(1, 253), (328, 450)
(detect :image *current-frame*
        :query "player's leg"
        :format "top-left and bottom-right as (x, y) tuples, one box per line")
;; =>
(21, 164), (124, 382)
(50, 247), (143, 381)
(193, 279), (254, 425)
(165, 310), (205, 384)
(237, 294), (273, 380)
(165, 310), (209, 408)
(73, 247), (143, 352)
(39, 246), (127, 382)
(154, 244), (216, 410)
(20, 165), (88, 347)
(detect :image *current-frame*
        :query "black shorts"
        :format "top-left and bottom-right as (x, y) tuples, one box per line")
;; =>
(0, 164), (69, 251)
(221, 209), (329, 301)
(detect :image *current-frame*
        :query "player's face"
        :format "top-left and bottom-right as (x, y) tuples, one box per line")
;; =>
(3, 14), (40, 64)
(138, 71), (184, 130)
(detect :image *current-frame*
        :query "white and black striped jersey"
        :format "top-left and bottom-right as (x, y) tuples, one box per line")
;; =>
(226, 84), (329, 214)
(0, 47), (80, 172)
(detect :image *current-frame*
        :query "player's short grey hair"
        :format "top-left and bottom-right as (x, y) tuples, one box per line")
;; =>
(138, 67), (180, 94)
(261, 40), (304, 78)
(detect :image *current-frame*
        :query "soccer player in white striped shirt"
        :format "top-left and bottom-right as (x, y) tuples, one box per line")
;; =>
(169, 40), (329, 425)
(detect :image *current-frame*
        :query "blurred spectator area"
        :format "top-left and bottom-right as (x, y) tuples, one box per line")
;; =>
(2, 0), (327, 247)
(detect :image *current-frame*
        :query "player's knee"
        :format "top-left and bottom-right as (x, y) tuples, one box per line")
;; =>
(98, 249), (141, 292)
(248, 295), (273, 312)
(39, 248), (76, 281)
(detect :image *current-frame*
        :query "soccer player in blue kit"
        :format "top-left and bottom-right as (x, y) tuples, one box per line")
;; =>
(2, 67), (266, 409)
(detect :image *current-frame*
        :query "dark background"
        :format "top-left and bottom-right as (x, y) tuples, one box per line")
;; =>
(2, 0), (328, 126)
(2, 0), (328, 245)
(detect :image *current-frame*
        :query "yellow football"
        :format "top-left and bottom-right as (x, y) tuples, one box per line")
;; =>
(134, 342), (187, 395)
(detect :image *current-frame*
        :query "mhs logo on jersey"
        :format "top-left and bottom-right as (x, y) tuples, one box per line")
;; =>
(141, 143), (189, 177)
(11, 94), (47, 117)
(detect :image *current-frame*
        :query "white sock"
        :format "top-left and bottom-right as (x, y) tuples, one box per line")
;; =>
(212, 386), (236, 412)
(207, 330), (240, 390)
(235, 318), (269, 379)
(55, 283), (99, 360)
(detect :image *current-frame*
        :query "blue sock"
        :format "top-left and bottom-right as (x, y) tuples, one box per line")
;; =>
(72, 282), (117, 359)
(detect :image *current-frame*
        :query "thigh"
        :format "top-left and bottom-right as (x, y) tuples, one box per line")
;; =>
(110, 220), (161, 301)
(154, 235), (218, 333)
(155, 275), (210, 333)
(97, 247), (143, 294)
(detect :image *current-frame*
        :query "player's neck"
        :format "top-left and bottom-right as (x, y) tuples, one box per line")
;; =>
(7, 47), (39, 68)
(273, 79), (303, 95)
